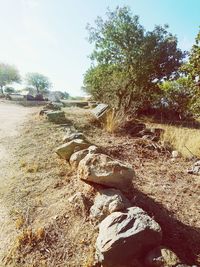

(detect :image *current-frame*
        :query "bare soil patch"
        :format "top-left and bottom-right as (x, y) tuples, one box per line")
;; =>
(1, 105), (97, 267)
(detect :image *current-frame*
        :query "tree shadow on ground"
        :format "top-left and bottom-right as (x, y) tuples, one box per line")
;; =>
(129, 186), (200, 265)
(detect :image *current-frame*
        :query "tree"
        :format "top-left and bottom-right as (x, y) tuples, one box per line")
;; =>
(0, 63), (21, 94)
(84, 6), (185, 115)
(25, 72), (51, 94)
(182, 29), (200, 114)
(159, 77), (192, 118)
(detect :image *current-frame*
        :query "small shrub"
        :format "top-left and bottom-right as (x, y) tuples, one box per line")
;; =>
(104, 109), (123, 133)
(20, 160), (27, 168)
(25, 163), (39, 173)
(15, 216), (25, 229)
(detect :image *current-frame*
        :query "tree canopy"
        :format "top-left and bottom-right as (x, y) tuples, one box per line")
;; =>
(84, 6), (186, 115)
(0, 63), (21, 94)
(26, 72), (51, 94)
(181, 29), (200, 114)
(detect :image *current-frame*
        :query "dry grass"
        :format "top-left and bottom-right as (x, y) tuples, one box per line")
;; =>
(1, 112), (98, 267)
(146, 123), (200, 158)
(162, 125), (200, 158)
(104, 110), (123, 133)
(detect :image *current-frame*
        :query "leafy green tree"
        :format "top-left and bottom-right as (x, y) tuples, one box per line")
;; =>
(84, 6), (185, 114)
(182, 29), (200, 114)
(159, 77), (192, 118)
(0, 63), (21, 94)
(25, 73), (51, 94)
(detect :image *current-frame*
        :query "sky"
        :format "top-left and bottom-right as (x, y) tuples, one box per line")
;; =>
(0, 0), (199, 96)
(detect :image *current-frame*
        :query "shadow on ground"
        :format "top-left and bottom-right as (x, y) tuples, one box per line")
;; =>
(130, 186), (200, 265)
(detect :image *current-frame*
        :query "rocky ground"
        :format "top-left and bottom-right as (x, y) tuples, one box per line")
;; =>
(0, 102), (199, 266)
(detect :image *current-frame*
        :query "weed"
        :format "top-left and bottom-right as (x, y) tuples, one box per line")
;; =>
(25, 163), (39, 173)
(20, 159), (27, 168)
(15, 215), (25, 229)
(104, 109), (123, 133)
(16, 227), (45, 249)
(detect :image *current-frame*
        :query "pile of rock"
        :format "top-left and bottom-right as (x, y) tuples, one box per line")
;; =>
(55, 131), (196, 266)
(39, 102), (67, 123)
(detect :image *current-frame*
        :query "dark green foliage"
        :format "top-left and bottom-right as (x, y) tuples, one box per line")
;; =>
(182, 29), (200, 114)
(84, 6), (185, 115)
(159, 78), (192, 118)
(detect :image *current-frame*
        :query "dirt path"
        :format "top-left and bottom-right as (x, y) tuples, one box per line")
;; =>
(0, 101), (37, 264)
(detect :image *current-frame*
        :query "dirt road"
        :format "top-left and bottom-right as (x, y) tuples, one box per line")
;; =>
(0, 101), (37, 264)
(0, 101), (36, 158)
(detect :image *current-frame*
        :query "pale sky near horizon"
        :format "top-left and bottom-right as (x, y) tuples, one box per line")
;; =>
(0, 0), (199, 96)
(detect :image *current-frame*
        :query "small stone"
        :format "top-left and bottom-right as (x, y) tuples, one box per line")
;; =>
(145, 246), (181, 266)
(172, 150), (179, 158)
(63, 132), (88, 143)
(187, 160), (200, 175)
(90, 188), (131, 222)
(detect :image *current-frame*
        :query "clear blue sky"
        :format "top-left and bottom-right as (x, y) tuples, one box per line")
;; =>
(0, 0), (199, 96)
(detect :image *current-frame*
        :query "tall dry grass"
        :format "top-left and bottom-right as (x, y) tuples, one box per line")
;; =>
(148, 122), (200, 158)
(104, 109), (123, 133)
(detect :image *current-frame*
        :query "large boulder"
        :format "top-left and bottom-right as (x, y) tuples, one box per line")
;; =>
(56, 139), (90, 160)
(70, 145), (99, 168)
(145, 246), (181, 267)
(78, 153), (134, 191)
(90, 188), (131, 222)
(46, 110), (66, 123)
(96, 207), (162, 265)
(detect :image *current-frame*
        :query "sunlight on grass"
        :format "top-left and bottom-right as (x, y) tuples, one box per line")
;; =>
(104, 109), (123, 133)
(150, 123), (200, 158)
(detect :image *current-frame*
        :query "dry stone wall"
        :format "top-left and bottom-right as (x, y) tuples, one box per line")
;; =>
(40, 105), (197, 267)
